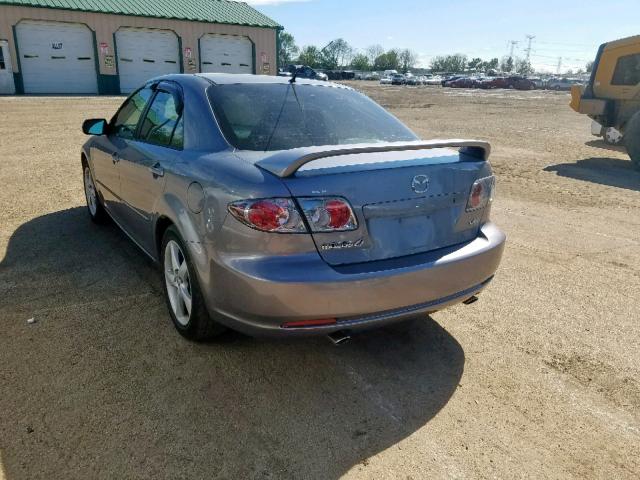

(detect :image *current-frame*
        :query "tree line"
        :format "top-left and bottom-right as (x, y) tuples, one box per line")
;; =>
(280, 32), (541, 75)
(429, 54), (534, 75)
(279, 32), (418, 72)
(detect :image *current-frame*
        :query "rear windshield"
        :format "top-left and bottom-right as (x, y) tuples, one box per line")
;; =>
(207, 83), (417, 151)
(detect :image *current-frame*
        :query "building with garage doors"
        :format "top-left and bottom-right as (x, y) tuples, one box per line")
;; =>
(0, 0), (281, 95)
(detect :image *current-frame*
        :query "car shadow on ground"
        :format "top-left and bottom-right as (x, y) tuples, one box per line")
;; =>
(0, 208), (464, 480)
(544, 157), (640, 192)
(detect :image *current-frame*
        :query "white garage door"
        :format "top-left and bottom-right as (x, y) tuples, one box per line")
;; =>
(115, 28), (180, 94)
(15, 21), (98, 94)
(200, 34), (253, 74)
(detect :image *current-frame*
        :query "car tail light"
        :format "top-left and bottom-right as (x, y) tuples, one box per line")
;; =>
(466, 176), (495, 212)
(298, 197), (358, 232)
(228, 197), (358, 233)
(228, 198), (306, 233)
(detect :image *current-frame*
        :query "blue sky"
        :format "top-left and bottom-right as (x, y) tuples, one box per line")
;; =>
(247, 0), (640, 72)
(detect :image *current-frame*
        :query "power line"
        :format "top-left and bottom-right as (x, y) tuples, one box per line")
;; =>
(536, 40), (599, 48)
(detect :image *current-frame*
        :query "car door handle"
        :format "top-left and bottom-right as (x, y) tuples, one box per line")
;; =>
(111, 152), (120, 164)
(149, 163), (164, 177)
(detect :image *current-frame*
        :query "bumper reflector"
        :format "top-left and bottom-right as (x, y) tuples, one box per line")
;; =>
(282, 318), (337, 329)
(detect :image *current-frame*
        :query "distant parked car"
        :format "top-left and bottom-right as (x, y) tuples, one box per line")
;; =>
(405, 75), (423, 86)
(442, 75), (463, 87)
(507, 76), (536, 90)
(529, 77), (545, 89)
(391, 74), (406, 85)
(477, 77), (496, 89)
(425, 75), (443, 86)
(451, 77), (480, 88)
(482, 77), (509, 89)
(287, 65), (328, 81)
(547, 77), (581, 91)
(380, 76), (392, 85)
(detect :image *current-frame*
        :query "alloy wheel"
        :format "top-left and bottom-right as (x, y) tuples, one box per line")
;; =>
(84, 167), (98, 216)
(164, 240), (193, 326)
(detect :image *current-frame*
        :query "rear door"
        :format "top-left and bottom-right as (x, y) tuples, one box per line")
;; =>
(280, 149), (490, 266)
(117, 81), (184, 253)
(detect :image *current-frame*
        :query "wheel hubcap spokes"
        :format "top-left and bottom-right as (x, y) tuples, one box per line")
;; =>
(164, 240), (192, 326)
(84, 168), (97, 216)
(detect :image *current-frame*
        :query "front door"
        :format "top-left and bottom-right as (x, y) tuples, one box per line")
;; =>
(92, 86), (154, 219)
(118, 82), (184, 254)
(0, 40), (15, 94)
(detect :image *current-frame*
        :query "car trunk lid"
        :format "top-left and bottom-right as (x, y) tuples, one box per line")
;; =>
(251, 141), (491, 266)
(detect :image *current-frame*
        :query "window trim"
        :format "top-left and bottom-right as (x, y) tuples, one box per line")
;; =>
(135, 80), (185, 151)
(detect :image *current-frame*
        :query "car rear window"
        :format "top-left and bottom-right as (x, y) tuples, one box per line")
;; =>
(206, 83), (417, 151)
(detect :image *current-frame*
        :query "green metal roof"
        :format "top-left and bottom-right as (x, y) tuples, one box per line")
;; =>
(0, 0), (282, 29)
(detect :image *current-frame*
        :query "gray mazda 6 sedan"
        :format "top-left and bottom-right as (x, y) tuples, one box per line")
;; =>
(81, 73), (505, 342)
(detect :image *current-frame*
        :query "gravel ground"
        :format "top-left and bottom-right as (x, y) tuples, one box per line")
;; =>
(0, 84), (638, 480)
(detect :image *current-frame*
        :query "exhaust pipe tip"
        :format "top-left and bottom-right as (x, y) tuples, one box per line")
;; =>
(328, 330), (351, 346)
(463, 295), (479, 305)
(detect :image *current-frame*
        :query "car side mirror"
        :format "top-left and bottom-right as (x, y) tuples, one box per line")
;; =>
(82, 118), (108, 136)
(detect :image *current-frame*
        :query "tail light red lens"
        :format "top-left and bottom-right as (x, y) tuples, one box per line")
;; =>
(247, 200), (287, 231)
(228, 197), (358, 233)
(228, 198), (306, 233)
(298, 197), (358, 232)
(466, 176), (495, 212)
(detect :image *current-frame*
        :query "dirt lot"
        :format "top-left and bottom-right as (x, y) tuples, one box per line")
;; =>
(0, 84), (639, 480)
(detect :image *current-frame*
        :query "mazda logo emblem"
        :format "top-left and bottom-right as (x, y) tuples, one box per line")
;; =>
(411, 174), (429, 193)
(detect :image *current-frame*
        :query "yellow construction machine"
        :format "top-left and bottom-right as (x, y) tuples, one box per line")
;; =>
(571, 35), (640, 170)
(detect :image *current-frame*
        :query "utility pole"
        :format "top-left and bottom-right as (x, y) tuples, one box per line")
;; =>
(556, 57), (562, 74)
(508, 40), (518, 59)
(508, 40), (518, 72)
(524, 35), (535, 62)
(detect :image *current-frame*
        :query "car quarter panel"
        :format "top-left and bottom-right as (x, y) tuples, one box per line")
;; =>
(153, 149), (306, 305)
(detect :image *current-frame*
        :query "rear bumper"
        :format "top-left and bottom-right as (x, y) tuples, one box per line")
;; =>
(207, 222), (506, 337)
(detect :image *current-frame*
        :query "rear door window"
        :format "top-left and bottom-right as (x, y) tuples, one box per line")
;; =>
(611, 53), (640, 86)
(139, 89), (183, 149)
(112, 87), (153, 139)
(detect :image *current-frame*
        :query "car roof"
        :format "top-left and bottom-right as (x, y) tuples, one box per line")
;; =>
(147, 73), (350, 89)
(197, 73), (345, 87)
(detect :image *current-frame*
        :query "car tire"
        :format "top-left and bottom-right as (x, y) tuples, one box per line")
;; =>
(83, 164), (108, 224)
(161, 226), (227, 341)
(624, 114), (640, 171)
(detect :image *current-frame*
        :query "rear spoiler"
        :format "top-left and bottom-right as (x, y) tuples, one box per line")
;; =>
(255, 139), (491, 178)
